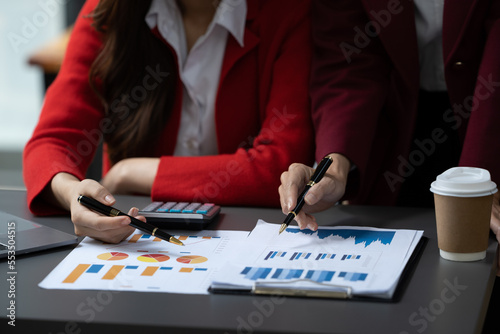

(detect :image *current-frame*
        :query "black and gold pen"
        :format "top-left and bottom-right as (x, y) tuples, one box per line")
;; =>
(279, 155), (333, 234)
(78, 195), (184, 246)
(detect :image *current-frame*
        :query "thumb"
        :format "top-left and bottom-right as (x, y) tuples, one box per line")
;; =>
(304, 178), (335, 206)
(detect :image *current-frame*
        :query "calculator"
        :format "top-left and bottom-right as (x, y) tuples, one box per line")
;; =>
(138, 201), (221, 230)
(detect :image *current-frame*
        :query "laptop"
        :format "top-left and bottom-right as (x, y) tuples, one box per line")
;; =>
(0, 211), (78, 258)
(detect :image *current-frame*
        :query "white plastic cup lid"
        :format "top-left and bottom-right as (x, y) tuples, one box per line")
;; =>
(430, 167), (497, 197)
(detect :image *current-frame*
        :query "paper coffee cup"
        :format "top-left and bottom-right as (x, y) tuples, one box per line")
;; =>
(430, 167), (497, 261)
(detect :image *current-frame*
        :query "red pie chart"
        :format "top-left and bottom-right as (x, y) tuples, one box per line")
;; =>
(176, 255), (208, 264)
(137, 254), (170, 263)
(97, 252), (128, 261)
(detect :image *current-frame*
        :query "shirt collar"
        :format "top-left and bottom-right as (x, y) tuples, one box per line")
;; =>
(145, 0), (247, 47)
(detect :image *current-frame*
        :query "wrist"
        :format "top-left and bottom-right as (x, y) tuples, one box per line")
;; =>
(50, 172), (80, 210)
(326, 153), (351, 182)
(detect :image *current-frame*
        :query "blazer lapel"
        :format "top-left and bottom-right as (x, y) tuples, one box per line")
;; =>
(219, 1), (259, 84)
(442, 0), (479, 64)
(361, 0), (420, 93)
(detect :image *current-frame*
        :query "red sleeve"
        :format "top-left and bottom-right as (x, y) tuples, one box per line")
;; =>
(23, 0), (103, 215)
(459, 7), (500, 185)
(151, 2), (314, 207)
(310, 0), (392, 193)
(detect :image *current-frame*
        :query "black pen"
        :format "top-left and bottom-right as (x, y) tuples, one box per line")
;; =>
(279, 155), (333, 234)
(77, 195), (184, 246)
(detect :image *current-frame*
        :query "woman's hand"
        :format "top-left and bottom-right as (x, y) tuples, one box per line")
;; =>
(48, 173), (139, 243)
(101, 158), (160, 195)
(278, 153), (350, 231)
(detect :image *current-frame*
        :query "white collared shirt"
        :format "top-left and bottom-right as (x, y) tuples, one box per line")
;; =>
(145, 0), (246, 156)
(414, 0), (447, 91)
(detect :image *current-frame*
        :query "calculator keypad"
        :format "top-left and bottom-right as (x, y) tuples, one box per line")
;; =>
(141, 202), (216, 214)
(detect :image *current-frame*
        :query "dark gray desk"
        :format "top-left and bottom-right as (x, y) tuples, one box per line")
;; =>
(1, 189), (497, 334)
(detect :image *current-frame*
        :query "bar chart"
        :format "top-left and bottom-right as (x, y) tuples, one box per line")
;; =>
(240, 267), (338, 283)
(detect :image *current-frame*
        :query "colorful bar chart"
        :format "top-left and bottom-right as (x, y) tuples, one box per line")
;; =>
(102, 265), (125, 280)
(141, 266), (159, 276)
(338, 271), (368, 282)
(63, 264), (90, 283)
(86, 264), (104, 273)
(264, 251), (287, 260)
(128, 234), (142, 243)
(177, 236), (220, 241)
(290, 252), (312, 260)
(315, 253), (336, 260)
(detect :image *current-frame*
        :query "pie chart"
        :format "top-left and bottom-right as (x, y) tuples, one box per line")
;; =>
(97, 252), (128, 261)
(176, 255), (208, 264)
(137, 254), (170, 263)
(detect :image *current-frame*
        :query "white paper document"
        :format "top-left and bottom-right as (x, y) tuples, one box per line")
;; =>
(210, 220), (424, 299)
(39, 229), (249, 294)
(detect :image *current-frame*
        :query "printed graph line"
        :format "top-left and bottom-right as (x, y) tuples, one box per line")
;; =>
(285, 228), (395, 247)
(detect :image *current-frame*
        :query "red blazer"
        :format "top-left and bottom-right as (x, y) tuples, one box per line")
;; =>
(23, 0), (314, 214)
(311, 0), (500, 205)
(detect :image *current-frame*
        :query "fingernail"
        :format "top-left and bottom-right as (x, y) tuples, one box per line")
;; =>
(307, 223), (317, 231)
(105, 195), (115, 203)
(121, 218), (131, 226)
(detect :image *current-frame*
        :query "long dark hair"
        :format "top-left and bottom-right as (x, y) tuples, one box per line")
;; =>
(89, 0), (176, 164)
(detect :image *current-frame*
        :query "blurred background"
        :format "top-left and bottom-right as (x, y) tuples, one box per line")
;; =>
(0, 0), (84, 189)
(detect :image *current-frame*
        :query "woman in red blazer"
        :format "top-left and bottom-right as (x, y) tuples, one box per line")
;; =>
(23, 0), (314, 243)
(279, 1), (499, 331)
(280, 0), (500, 233)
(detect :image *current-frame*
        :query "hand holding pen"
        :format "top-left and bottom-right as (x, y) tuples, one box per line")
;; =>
(279, 156), (333, 234)
(78, 195), (184, 246)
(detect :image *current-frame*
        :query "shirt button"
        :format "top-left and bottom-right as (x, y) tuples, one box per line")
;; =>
(186, 138), (198, 150)
(453, 61), (465, 70)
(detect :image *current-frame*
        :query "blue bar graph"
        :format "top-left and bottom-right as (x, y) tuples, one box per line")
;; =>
(338, 271), (368, 282)
(264, 251), (288, 260)
(315, 253), (336, 260)
(341, 254), (361, 261)
(241, 267), (272, 280)
(86, 264), (104, 273)
(305, 270), (335, 283)
(290, 252), (312, 260)
(271, 268), (303, 280)
(125, 265), (139, 270)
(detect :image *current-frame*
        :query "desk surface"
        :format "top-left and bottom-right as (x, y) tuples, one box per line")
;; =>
(0, 189), (497, 334)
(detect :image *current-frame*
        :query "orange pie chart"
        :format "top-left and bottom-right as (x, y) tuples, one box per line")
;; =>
(97, 252), (129, 261)
(176, 255), (208, 264)
(137, 254), (170, 263)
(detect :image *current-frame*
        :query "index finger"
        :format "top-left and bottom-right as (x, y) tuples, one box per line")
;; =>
(279, 163), (312, 213)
